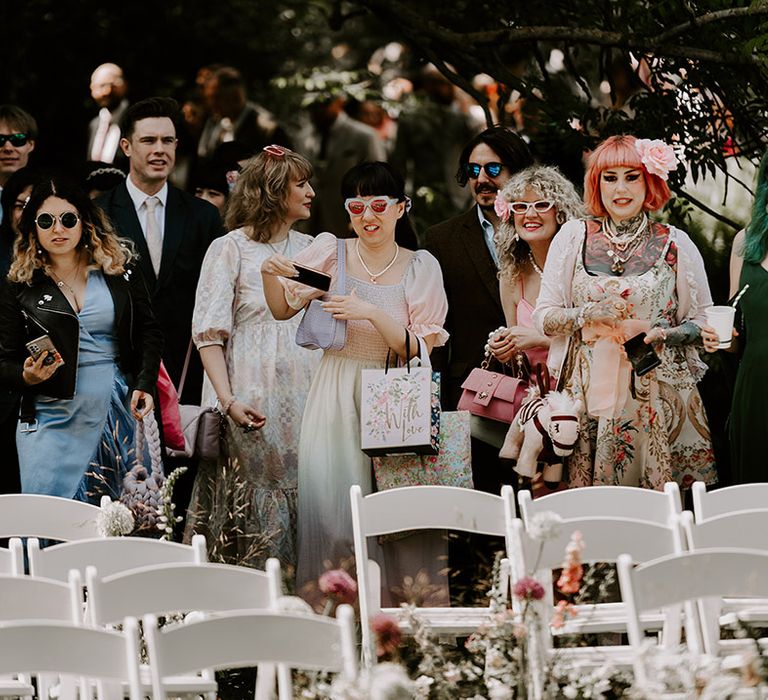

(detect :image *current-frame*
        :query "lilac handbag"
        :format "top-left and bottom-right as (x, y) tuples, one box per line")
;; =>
(295, 238), (347, 351)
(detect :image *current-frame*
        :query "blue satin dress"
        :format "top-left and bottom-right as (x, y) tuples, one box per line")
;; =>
(17, 271), (140, 504)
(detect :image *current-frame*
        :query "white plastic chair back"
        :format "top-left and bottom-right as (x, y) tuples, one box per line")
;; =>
(0, 538), (23, 576)
(691, 481), (768, 522)
(143, 606), (357, 700)
(28, 533), (207, 581)
(350, 484), (516, 667)
(0, 494), (107, 540)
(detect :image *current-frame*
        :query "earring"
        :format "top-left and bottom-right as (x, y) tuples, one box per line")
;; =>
(37, 248), (42, 255)
(556, 211), (566, 225)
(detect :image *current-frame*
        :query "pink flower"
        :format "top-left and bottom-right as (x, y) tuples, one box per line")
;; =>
(371, 613), (402, 658)
(318, 569), (358, 604)
(494, 192), (511, 221)
(551, 599), (578, 629)
(513, 576), (545, 601)
(635, 139), (678, 180)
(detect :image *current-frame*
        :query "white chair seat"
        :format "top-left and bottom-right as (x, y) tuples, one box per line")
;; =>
(552, 602), (667, 636)
(384, 605), (503, 636)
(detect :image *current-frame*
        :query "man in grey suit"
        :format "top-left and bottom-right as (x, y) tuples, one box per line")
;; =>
(423, 126), (534, 493)
(96, 97), (223, 404)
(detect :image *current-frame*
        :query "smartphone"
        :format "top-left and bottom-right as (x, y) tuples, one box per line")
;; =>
(623, 333), (661, 377)
(25, 334), (65, 369)
(292, 264), (331, 292)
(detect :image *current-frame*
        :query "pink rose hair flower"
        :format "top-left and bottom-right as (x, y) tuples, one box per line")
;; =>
(635, 139), (679, 180)
(318, 569), (358, 605)
(494, 191), (511, 222)
(513, 576), (546, 601)
(371, 613), (402, 658)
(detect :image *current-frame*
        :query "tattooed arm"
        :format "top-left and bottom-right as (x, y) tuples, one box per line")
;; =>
(645, 320), (701, 346)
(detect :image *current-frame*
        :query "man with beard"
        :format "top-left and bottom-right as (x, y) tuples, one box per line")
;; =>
(87, 63), (130, 167)
(423, 126), (533, 494)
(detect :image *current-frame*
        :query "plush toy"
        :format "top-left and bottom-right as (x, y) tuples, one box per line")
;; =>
(499, 387), (583, 482)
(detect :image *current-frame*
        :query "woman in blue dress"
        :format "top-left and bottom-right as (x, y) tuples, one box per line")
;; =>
(0, 176), (163, 504)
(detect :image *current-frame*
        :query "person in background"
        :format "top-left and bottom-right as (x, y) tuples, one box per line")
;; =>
(190, 160), (230, 216)
(0, 105), (37, 225)
(0, 167), (44, 495)
(261, 161), (448, 594)
(82, 162), (126, 200)
(0, 176), (162, 504)
(533, 134), (719, 492)
(86, 63), (129, 167)
(489, 166), (584, 481)
(716, 148), (768, 484)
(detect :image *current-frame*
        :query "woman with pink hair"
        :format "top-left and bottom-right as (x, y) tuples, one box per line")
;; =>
(533, 135), (720, 491)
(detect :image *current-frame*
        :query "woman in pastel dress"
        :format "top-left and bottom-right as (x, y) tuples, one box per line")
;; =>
(532, 135), (720, 491)
(184, 146), (320, 572)
(261, 161), (448, 593)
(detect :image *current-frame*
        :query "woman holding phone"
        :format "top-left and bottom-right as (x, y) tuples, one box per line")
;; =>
(533, 135), (718, 491)
(184, 146), (320, 572)
(0, 176), (162, 504)
(261, 161), (448, 592)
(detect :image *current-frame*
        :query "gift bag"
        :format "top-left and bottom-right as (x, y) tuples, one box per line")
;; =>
(361, 333), (439, 457)
(373, 410), (473, 490)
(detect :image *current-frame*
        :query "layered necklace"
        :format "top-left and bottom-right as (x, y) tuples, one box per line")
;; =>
(355, 239), (399, 283)
(528, 251), (544, 277)
(51, 259), (84, 311)
(601, 213), (649, 275)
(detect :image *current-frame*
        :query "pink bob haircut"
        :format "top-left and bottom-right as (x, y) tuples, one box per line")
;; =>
(583, 134), (672, 217)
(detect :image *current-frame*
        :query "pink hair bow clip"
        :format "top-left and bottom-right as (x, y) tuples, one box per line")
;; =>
(263, 144), (287, 158)
(635, 139), (679, 180)
(494, 192), (511, 222)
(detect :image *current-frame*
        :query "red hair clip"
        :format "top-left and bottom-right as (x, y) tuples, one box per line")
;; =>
(263, 144), (286, 158)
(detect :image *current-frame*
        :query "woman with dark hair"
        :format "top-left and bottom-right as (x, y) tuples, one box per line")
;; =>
(719, 149), (768, 483)
(261, 161), (448, 590)
(0, 176), (162, 503)
(533, 135), (718, 492)
(184, 145), (320, 570)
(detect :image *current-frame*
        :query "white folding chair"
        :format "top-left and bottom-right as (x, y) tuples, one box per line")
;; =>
(518, 482), (682, 527)
(0, 494), (108, 541)
(143, 605), (358, 700)
(0, 570), (83, 699)
(618, 548), (768, 687)
(86, 559), (284, 699)
(27, 533), (207, 581)
(691, 481), (768, 522)
(350, 484), (516, 667)
(681, 509), (768, 651)
(0, 618), (142, 700)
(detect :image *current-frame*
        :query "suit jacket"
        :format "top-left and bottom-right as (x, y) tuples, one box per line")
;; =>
(86, 100), (130, 168)
(96, 182), (223, 402)
(422, 206), (505, 409)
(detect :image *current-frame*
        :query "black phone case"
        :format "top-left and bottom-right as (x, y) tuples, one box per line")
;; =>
(623, 333), (661, 377)
(293, 264), (331, 292)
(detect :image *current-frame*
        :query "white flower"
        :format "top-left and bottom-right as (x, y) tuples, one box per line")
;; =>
(413, 675), (433, 698)
(528, 510), (563, 540)
(368, 663), (416, 700)
(96, 500), (135, 537)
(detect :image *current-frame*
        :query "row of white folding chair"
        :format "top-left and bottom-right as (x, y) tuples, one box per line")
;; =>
(618, 548), (768, 690)
(0, 607), (358, 700)
(350, 483), (516, 668)
(691, 481), (768, 523)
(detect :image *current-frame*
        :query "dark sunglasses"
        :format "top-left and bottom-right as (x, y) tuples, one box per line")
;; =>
(35, 212), (80, 230)
(0, 133), (29, 148)
(464, 162), (504, 179)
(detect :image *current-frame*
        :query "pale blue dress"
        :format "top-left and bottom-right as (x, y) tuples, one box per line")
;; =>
(17, 271), (140, 504)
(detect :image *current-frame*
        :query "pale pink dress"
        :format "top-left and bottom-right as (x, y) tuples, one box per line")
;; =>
(283, 232), (449, 595)
(517, 277), (549, 371)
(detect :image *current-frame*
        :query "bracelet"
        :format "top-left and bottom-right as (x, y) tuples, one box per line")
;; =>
(217, 396), (237, 416)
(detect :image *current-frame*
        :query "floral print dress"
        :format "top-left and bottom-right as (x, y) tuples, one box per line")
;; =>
(564, 231), (717, 490)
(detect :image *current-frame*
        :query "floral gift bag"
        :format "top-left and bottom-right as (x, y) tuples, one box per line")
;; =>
(372, 410), (473, 490)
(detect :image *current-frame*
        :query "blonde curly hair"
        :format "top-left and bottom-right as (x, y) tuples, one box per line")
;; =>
(495, 165), (584, 281)
(10, 177), (134, 285)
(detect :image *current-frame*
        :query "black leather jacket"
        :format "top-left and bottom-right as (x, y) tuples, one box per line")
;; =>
(0, 266), (163, 402)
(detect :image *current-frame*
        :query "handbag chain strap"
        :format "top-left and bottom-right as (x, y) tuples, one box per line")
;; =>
(482, 326), (530, 380)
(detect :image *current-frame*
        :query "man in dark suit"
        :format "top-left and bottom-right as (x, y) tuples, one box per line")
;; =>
(423, 126), (534, 493)
(97, 97), (223, 405)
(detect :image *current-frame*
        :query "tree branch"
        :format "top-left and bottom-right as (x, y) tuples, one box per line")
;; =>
(655, 5), (768, 45)
(675, 188), (745, 230)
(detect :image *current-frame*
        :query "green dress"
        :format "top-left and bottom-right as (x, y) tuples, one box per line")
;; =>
(730, 261), (768, 483)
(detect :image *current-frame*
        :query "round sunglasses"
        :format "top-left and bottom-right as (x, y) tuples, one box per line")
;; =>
(464, 162), (504, 179)
(35, 212), (80, 230)
(344, 197), (399, 216)
(0, 133), (29, 148)
(509, 200), (554, 215)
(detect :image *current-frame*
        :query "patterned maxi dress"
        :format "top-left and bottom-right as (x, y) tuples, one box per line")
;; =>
(564, 231), (717, 490)
(184, 229), (320, 572)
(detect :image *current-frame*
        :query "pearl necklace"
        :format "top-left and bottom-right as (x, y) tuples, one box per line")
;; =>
(601, 214), (649, 275)
(528, 251), (543, 277)
(355, 239), (399, 283)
